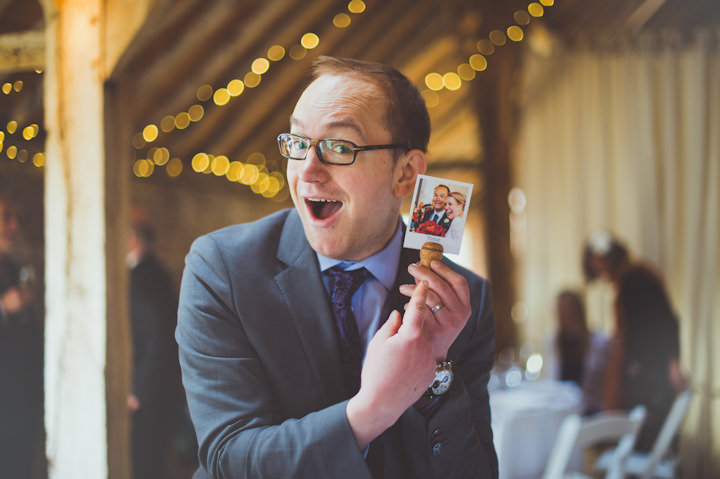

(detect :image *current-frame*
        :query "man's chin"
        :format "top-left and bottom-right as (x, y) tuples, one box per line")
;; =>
(308, 239), (346, 260)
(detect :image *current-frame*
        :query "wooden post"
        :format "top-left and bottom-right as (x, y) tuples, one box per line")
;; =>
(41, 0), (131, 477)
(473, 43), (521, 358)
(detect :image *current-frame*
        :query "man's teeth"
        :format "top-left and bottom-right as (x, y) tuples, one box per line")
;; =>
(308, 198), (339, 203)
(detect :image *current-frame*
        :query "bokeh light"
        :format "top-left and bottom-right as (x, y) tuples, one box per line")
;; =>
(166, 158), (183, 177)
(333, 13), (352, 28)
(348, 0), (366, 14)
(489, 29), (507, 46)
(469, 54), (488, 71)
(213, 88), (231, 106)
(175, 112), (191, 129)
(196, 84), (213, 101)
(142, 124), (158, 142)
(424, 72), (444, 91)
(507, 25), (524, 42)
(300, 33), (320, 49)
(528, 2), (544, 17)
(442, 72), (462, 91)
(192, 153), (210, 172)
(228, 79), (244, 96)
(267, 45), (285, 61)
(252, 58), (270, 75)
(421, 90), (440, 108)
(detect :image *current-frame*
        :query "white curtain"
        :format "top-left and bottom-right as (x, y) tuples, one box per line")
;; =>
(516, 28), (719, 477)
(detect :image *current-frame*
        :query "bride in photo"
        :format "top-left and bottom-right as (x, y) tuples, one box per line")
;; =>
(444, 191), (466, 241)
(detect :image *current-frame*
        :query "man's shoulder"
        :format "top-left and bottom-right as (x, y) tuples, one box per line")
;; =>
(190, 209), (295, 261)
(207, 209), (291, 242)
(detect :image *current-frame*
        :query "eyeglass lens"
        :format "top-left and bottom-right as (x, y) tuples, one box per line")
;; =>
(279, 134), (355, 165)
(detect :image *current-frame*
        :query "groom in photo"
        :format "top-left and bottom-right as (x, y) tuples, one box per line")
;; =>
(419, 184), (452, 233)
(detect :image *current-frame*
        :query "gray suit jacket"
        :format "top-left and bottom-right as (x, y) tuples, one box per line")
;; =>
(177, 209), (498, 479)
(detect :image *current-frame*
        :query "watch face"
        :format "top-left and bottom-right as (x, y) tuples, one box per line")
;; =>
(431, 369), (453, 395)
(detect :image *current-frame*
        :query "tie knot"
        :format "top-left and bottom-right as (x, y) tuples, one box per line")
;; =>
(328, 267), (369, 298)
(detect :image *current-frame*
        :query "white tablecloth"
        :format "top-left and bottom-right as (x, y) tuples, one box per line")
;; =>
(490, 380), (583, 479)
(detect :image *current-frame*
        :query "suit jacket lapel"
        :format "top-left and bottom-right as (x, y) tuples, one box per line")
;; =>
(272, 213), (423, 405)
(274, 211), (347, 404)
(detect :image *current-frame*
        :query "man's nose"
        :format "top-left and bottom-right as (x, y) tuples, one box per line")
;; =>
(297, 144), (328, 182)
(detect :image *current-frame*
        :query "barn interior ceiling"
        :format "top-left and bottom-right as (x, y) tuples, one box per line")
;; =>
(1, 0), (719, 200)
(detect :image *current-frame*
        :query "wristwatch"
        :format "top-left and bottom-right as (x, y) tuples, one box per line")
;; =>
(427, 361), (453, 397)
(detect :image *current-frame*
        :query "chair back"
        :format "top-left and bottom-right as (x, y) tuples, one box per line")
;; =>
(543, 405), (646, 479)
(640, 388), (693, 479)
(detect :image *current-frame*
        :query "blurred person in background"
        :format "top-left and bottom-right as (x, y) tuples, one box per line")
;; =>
(546, 290), (608, 415)
(127, 206), (186, 479)
(0, 191), (45, 478)
(583, 230), (687, 450)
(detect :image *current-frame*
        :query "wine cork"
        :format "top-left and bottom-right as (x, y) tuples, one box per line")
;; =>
(419, 241), (443, 268)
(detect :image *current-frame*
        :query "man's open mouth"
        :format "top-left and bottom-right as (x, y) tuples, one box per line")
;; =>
(306, 198), (342, 221)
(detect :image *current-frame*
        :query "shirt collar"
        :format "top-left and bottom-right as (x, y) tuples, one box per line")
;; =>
(316, 219), (403, 291)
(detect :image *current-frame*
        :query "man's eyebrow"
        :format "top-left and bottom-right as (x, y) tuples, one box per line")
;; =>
(289, 116), (364, 139)
(325, 120), (364, 137)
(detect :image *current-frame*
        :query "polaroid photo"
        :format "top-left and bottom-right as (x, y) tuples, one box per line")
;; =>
(404, 174), (474, 255)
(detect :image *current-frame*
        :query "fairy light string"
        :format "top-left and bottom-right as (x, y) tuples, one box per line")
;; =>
(2, 1), (555, 198)
(1, 71), (46, 169)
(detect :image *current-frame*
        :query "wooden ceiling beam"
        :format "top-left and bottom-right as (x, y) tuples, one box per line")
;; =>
(131, 0), (301, 132)
(219, 0), (424, 162)
(167, 0), (341, 158)
(128, 1), (254, 124)
(330, 0), (428, 62)
(0, 30), (44, 73)
(0, 0), (14, 19)
(362, 1), (450, 66)
(111, 0), (206, 76)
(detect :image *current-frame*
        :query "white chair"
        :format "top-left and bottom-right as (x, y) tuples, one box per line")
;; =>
(595, 388), (693, 479)
(543, 405), (647, 479)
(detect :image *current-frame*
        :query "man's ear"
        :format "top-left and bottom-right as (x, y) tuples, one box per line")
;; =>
(392, 149), (427, 198)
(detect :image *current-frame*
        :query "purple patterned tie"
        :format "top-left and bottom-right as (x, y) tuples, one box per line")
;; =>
(327, 267), (369, 397)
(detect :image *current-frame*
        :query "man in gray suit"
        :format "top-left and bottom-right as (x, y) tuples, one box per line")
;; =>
(177, 56), (498, 478)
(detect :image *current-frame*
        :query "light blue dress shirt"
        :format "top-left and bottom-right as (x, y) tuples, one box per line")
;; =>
(317, 220), (403, 359)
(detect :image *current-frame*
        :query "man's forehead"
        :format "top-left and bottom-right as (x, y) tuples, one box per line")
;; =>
(291, 74), (387, 139)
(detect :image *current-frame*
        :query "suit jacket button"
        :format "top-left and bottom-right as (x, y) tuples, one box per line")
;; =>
(432, 442), (442, 456)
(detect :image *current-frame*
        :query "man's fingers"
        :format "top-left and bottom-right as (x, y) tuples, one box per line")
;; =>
(408, 262), (469, 308)
(430, 260), (470, 304)
(378, 310), (402, 339)
(401, 280), (428, 332)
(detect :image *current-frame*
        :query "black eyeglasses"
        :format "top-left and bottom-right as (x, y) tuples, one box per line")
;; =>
(277, 133), (407, 165)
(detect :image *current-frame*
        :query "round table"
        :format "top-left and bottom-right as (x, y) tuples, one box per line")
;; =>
(490, 380), (583, 479)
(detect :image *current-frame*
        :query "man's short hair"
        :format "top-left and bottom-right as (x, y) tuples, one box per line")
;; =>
(434, 184), (450, 194)
(311, 56), (431, 153)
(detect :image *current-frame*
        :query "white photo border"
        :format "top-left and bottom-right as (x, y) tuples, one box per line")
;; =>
(404, 174), (474, 255)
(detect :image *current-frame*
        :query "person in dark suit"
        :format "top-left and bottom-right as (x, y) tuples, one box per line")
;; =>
(127, 208), (184, 479)
(418, 184), (452, 233)
(177, 56), (497, 478)
(0, 192), (44, 479)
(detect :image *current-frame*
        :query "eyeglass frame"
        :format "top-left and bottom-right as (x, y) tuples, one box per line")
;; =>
(277, 132), (409, 165)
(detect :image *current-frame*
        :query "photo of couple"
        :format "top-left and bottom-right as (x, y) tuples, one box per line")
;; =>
(405, 175), (473, 254)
